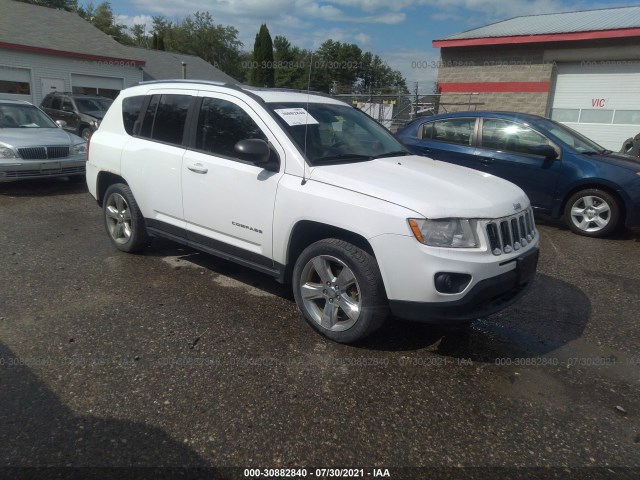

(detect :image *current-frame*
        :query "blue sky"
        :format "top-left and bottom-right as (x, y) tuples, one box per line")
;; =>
(109, 0), (640, 89)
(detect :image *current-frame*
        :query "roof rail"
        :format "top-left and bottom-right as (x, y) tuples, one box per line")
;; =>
(139, 79), (235, 87)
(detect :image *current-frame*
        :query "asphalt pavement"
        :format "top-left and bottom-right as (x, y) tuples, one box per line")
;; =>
(1, 178), (639, 480)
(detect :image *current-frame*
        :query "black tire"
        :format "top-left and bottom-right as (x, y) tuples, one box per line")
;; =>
(621, 138), (640, 157)
(102, 183), (150, 253)
(292, 238), (388, 343)
(80, 127), (92, 141)
(564, 188), (621, 238)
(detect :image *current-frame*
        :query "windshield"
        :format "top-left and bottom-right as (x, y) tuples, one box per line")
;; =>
(268, 102), (407, 165)
(74, 98), (113, 114)
(0, 103), (57, 128)
(538, 118), (607, 154)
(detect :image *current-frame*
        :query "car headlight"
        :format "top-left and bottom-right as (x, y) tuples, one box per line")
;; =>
(408, 218), (480, 248)
(71, 142), (87, 155)
(0, 146), (17, 159)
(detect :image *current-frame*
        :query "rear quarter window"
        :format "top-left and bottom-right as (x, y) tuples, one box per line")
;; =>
(122, 95), (145, 135)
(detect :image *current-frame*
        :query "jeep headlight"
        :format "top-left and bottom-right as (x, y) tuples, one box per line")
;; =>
(71, 142), (87, 155)
(0, 146), (17, 159)
(408, 218), (479, 248)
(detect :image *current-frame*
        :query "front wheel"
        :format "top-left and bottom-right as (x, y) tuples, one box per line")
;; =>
(292, 239), (388, 343)
(103, 183), (150, 252)
(80, 127), (92, 141)
(564, 189), (621, 237)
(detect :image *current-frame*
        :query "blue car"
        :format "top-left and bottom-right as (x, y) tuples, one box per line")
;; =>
(396, 112), (640, 237)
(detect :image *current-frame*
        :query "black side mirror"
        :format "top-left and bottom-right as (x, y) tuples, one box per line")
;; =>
(234, 139), (271, 165)
(531, 144), (558, 160)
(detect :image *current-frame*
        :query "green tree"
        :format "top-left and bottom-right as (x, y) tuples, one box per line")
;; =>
(78, 1), (132, 44)
(248, 24), (274, 87)
(273, 35), (310, 90)
(130, 24), (147, 47)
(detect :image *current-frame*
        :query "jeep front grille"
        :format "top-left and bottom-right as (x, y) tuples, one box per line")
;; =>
(18, 146), (69, 160)
(486, 209), (536, 256)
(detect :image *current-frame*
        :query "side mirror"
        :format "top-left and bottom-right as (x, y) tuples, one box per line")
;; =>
(234, 139), (271, 165)
(56, 120), (67, 129)
(531, 144), (558, 159)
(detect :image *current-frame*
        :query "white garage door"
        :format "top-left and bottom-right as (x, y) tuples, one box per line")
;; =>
(71, 74), (123, 98)
(550, 63), (640, 151)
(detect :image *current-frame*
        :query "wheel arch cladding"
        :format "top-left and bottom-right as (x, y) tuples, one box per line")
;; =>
(284, 220), (377, 285)
(96, 172), (128, 207)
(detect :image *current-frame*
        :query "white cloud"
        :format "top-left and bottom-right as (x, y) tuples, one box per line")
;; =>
(381, 49), (440, 90)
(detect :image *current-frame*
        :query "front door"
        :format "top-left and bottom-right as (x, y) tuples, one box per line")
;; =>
(475, 118), (562, 210)
(182, 92), (285, 267)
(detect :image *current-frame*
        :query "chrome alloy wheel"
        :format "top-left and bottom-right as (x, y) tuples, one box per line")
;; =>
(105, 192), (132, 244)
(570, 195), (611, 233)
(299, 255), (361, 332)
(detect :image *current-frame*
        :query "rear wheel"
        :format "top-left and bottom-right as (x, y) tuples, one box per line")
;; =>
(103, 183), (150, 252)
(564, 188), (621, 237)
(292, 239), (388, 343)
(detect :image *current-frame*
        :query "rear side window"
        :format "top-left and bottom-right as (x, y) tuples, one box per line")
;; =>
(430, 118), (475, 146)
(122, 95), (144, 135)
(140, 95), (159, 138)
(51, 97), (62, 110)
(195, 97), (267, 158)
(138, 94), (192, 146)
(152, 94), (192, 145)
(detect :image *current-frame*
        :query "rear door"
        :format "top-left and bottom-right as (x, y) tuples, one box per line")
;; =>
(120, 90), (195, 233)
(475, 118), (562, 210)
(405, 117), (479, 170)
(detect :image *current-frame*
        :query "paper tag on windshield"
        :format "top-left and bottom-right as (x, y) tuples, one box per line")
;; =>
(274, 108), (319, 126)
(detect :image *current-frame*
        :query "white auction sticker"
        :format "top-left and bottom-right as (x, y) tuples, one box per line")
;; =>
(274, 108), (319, 126)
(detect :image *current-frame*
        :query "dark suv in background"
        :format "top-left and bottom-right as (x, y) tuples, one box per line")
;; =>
(41, 92), (113, 141)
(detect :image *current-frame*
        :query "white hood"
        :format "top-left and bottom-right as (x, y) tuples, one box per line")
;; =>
(308, 155), (530, 219)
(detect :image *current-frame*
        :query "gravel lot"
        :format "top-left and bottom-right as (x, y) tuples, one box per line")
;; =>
(1, 178), (639, 479)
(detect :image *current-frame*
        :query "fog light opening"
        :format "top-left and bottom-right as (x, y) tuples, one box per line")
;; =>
(434, 272), (472, 294)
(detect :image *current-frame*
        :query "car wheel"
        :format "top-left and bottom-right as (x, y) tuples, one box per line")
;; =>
(103, 183), (150, 253)
(80, 127), (92, 141)
(292, 238), (388, 343)
(564, 189), (621, 238)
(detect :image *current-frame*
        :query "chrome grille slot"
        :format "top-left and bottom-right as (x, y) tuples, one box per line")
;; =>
(46, 146), (69, 158)
(18, 147), (47, 159)
(17, 146), (69, 159)
(486, 208), (536, 256)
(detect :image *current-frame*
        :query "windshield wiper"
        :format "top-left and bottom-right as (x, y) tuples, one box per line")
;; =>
(369, 150), (412, 160)
(313, 153), (373, 164)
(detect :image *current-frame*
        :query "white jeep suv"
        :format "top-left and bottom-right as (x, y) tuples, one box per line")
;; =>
(87, 80), (539, 343)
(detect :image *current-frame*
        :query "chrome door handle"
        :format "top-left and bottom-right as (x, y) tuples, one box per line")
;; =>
(187, 162), (208, 174)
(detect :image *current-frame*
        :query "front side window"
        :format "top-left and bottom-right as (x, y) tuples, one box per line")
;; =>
(481, 119), (549, 155)
(429, 118), (475, 146)
(51, 97), (62, 110)
(195, 97), (267, 157)
(62, 97), (74, 112)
